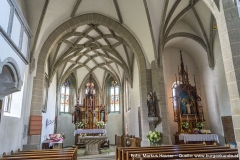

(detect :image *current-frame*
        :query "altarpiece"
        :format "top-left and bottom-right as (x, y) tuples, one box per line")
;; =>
(72, 74), (108, 145)
(172, 51), (205, 134)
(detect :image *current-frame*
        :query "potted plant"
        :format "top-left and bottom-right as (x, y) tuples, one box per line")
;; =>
(75, 121), (84, 129)
(146, 131), (161, 146)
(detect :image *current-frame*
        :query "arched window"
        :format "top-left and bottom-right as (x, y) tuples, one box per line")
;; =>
(172, 81), (181, 109)
(60, 80), (70, 113)
(3, 94), (12, 113)
(125, 81), (130, 112)
(110, 81), (119, 112)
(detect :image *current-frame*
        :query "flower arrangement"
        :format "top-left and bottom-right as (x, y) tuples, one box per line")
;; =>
(96, 121), (105, 128)
(146, 131), (161, 143)
(75, 121), (84, 129)
(193, 128), (200, 134)
(181, 121), (189, 129)
(196, 121), (204, 129)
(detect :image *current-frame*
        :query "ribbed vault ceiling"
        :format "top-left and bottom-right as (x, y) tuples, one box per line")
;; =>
(48, 24), (134, 88)
(22, 0), (219, 89)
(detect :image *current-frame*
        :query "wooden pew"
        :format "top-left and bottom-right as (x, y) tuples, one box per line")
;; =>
(127, 148), (238, 160)
(116, 144), (218, 160)
(116, 145), (237, 160)
(0, 147), (78, 160)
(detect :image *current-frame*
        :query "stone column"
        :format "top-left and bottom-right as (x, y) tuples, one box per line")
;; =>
(139, 67), (152, 146)
(151, 60), (171, 144)
(26, 60), (45, 148)
(218, 0), (240, 152)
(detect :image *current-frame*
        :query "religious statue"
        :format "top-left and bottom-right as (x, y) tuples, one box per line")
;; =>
(190, 96), (196, 114)
(100, 111), (104, 121)
(147, 91), (156, 117)
(180, 97), (197, 114)
(180, 98), (187, 114)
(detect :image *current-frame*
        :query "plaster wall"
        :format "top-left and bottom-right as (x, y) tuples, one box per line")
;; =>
(56, 83), (76, 147)
(197, 33), (230, 146)
(106, 113), (122, 145)
(0, 66), (29, 155)
(212, 33), (231, 117)
(197, 56), (225, 145)
(0, 34), (26, 79)
(57, 114), (75, 147)
(163, 48), (200, 144)
(41, 74), (57, 143)
(124, 58), (140, 137)
(16, 0), (28, 23)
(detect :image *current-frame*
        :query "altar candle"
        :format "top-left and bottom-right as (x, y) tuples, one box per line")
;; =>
(187, 115), (189, 122)
(126, 124), (128, 135)
(195, 115), (197, 123)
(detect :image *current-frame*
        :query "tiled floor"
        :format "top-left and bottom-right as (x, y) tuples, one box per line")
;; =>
(77, 145), (116, 160)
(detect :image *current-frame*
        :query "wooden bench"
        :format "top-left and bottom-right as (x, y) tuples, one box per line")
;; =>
(0, 147), (77, 160)
(116, 145), (238, 160)
(116, 144), (213, 160)
(129, 148), (238, 160)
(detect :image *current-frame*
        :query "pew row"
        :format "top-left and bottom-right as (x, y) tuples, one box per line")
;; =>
(116, 144), (213, 160)
(116, 145), (238, 160)
(0, 146), (77, 160)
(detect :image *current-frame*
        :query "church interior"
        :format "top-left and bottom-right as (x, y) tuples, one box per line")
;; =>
(0, 0), (240, 159)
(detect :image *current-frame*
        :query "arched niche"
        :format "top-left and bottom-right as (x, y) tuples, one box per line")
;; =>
(0, 58), (23, 99)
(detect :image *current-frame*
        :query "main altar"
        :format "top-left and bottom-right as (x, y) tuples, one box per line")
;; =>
(172, 51), (218, 145)
(72, 74), (108, 154)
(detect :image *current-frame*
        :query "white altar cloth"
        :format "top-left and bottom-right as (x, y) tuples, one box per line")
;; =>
(74, 129), (107, 136)
(178, 134), (219, 143)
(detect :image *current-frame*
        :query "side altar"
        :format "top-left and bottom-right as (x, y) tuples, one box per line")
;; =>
(72, 74), (108, 152)
(172, 51), (218, 145)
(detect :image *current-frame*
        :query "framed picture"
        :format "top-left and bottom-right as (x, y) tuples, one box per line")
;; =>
(42, 73), (49, 113)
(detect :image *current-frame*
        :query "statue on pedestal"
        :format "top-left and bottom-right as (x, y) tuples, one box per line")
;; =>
(147, 91), (156, 117)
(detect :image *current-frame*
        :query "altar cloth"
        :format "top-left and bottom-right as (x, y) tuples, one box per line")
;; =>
(178, 134), (219, 143)
(74, 129), (107, 136)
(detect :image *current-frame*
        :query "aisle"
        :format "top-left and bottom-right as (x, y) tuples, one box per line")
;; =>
(77, 145), (116, 160)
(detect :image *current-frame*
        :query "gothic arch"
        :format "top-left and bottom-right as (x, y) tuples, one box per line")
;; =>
(31, 13), (150, 144)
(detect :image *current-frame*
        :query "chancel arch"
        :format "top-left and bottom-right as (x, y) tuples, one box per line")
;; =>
(30, 13), (151, 146)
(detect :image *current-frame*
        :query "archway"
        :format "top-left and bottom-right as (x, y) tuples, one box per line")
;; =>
(30, 13), (151, 146)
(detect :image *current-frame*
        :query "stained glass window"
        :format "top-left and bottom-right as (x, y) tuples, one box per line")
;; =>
(60, 80), (70, 113)
(110, 81), (119, 112)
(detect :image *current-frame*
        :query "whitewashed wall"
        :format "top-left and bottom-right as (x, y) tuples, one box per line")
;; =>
(0, 1), (31, 154)
(41, 74), (57, 144)
(0, 66), (29, 155)
(163, 48), (200, 144)
(123, 58), (140, 137)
